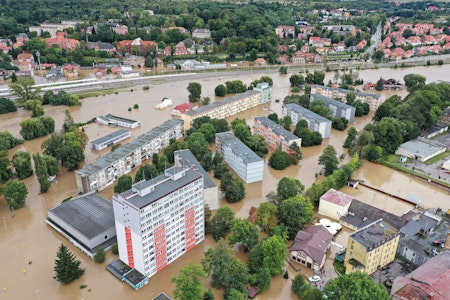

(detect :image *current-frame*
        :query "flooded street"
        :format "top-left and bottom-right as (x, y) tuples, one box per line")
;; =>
(1, 65), (449, 300)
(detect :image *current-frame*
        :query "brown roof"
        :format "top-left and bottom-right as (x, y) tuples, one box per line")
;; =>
(320, 188), (353, 207)
(289, 225), (333, 264)
(393, 284), (429, 300)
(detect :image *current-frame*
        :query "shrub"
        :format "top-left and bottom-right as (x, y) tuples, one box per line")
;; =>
(94, 248), (105, 263)
(133, 104), (139, 109)
(112, 244), (119, 255)
(143, 85), (150, 90)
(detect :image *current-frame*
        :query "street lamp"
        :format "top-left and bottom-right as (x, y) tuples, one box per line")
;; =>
(36, 51), (44, 83)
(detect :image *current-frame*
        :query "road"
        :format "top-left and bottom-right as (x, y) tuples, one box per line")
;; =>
(364, 21), (383, 58)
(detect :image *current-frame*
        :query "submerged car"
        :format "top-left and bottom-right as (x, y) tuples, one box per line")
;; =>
(309, 275), (321, 283)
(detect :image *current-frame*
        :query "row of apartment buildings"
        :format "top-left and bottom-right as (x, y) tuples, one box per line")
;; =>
(310, 85), (381, 111)
(179, 83), (272, 130)
(75, 119), (184, 193)
(282, 103), (332, 138)
(310, 93), (356, 123)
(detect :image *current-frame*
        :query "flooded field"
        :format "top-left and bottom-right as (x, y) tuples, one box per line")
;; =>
(1, 65), (449, 300)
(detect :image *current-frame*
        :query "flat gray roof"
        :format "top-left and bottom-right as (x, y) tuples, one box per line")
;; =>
(185, 90), (259, 116)
(102, 113), (139, 125)
(90, 129), (130, 146)
(283, 103), (331, 124)
(398, 137), (446, 159)
(48, 192), (115, 239)
(119, 167), (202, 209)
(216, 132), (263, 164)
(174, 149), (216, 189)
(254, 116), (299, 141)
(310, 93), (354, 110)
(351, 219), (398, 250)
(77, 119), (183, 176)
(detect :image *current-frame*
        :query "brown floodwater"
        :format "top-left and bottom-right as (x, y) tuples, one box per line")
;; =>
(1, 65), (449, 300)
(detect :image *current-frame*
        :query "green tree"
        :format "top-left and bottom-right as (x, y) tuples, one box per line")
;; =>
(94, 248), (105, 263)
(0, 131), (23, 151)
(310, 99), (332, 119)
(203, 289), (214, 300)
(198, 123), (216, 144)
(2, 180), (28, 209)
(172, 263), (207, 300)
(10, 77), (41, 102)
(187, 132), (208, 160)
(12, 151), (33, 179)
(221, 173), (245, 203)
(343, 127), (358, 148)
(114, 175), (132, 193)
(53, 244), (85, 284)
(369, 117), (404, 154)
(289, 142), (302, 165)
(292, 274), (309, 297)
(318, 145), (339, 176)
(279, 196), (314, 239)
(215, 84), (227, 96)
(229, 218), (259, 252)
(346, 91), (356, 105)
(254, 267), (271, 292)
(268, 149), (292, 170)
(134, 164), (158, 182)
(0, 98), (17, 114)
(260, 235), (287, 276)
(375, 78), (384, 91)
(277, 177), (304, 202)
(0, 150), (11, 183)
(280, 115), (292, 130)
(256, 202), (278, 233)
(62, 110), (76, 133)
(213, 162), (229, 179)
(209, 206), (235, 241)
(403, 74), (426, 93)
(187, 82), (202, 102)
(323, 272), (389, 300)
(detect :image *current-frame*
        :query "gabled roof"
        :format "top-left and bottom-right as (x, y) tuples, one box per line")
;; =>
(320, 188), (353, 207)
(289, 225), (333, 264)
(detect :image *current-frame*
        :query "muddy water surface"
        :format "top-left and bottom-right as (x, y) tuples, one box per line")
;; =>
(1, 65), (449, 300)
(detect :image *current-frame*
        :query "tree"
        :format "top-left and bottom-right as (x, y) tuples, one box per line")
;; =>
(114, 175), (132, 193)
(209, 206), (235, 241)
(215, 84), (227, 96)
(375, 78), (384, 91)
(343, 127), (358, 148)
(0, 97), (17, 114)
(221, 173), (245, 203)
(332, 117), (349, 131)
(12, 151), (33, 179)
(187, 132), (208, 160)
(94, 248), (105, 263)
(404, 74), (426, 93)
(203, 289), (214, 300)
(280, 115), (292, 130)
(0, 150), (11, 183)
(256, 202), (278, 233)
(0, 131), (23, 151)
(187, 82), (202, 102)
(292, 274), (309, 297)
(323, 272), (389, 300)
(289, 142), (302, 165)
(62, 110), (76, 133)
(172, 263), (207, 300)
(229, 218), (259, 252)
(259, 235), (287, 276)
(268, 149), (292, 170)
(54, 244), (85, 284)
(277, 177), (304, 202)
(20, 116), (55, 140)
(134, 164), (158, 182)
(279, 196), (314, 239)
(2, 180), (28, 209)
(198, 123), (216, 144)
(369, 117), (404, 154)
(318, 145), (339, 176)
(10, 77), (41, 102)
(346, 91), (356, 105)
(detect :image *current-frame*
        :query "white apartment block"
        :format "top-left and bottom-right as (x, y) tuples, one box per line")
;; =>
(253, 116), (302, 152)
(282, 103), (332, 138)
(75, 119), (184, 193)
(310, 85), (381, 111)
(112, 166), (205, 278)
(215, 132), (264, 183)
(180, 83), (272, 130)
(310, 93), (356, 123)
(29, 21), (81, 37)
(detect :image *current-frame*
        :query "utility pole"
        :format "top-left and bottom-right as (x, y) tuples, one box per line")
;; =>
(36, 51), (44, 83)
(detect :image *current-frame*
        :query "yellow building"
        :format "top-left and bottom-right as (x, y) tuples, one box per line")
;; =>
(344, 219), (399, 275)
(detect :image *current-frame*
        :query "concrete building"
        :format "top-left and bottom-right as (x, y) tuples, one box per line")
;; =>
(96, 114), (140, 128)
(253, 116), (302, 152)
(391, 250), (450, 300)
(289, 224), (333, 271)
(192, 29), (211, 39)
(395, 137), (447, 162)
(215, 132), (264, 183)
(310, 93), (356, 123)
(90, 129), (131, 151)
(310, 85), (381, 111)
(174, 149), (219, 210)
(344, 219), (399, 275)
(76, 119), (184, 193)
(112, 165), (204, 279)
(46, 192), (116, 258)
(282, 103), (332, 138)
(179, 83), (272, 130)
(318, 188), (353, 221)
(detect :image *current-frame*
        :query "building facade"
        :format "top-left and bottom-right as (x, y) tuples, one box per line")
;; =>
(215, 132), (264, 183)
(180, 83), (272, 130)
(310, 85), (381, 111)
(90, 129), (131, 151)
(310, 93), (356, 123)
(344, 219), (399, 275)
(282, 103), (332, 138)
(318, 188), (353, 221)
(253, 116), (301, 152)
(113, 166), (204, 278)
(75, 119), (184, 193)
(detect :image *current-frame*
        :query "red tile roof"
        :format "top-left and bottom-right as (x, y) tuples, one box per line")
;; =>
(320, 188), (353, 207)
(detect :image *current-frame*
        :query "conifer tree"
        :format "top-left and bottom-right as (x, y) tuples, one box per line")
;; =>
(54, 244), (84, 284)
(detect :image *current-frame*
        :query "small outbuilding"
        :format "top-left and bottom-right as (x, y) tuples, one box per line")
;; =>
(395, 137), (446, 162)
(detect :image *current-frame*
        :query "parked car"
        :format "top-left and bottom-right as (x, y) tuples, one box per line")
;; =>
(309, 275), (321, 283)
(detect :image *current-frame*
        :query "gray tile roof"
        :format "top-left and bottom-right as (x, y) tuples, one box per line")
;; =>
(254, 116), (299, 141)
(310, 93), (354, 110)
(351, 219), (398, 250)
(48, 192), (114, 239)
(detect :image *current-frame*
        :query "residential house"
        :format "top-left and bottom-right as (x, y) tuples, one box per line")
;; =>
(282, 103), (331, 138)
(277, 45), (288, 53)
(170, 103), (193, 117)
(318, 188), (353, 221)
(123, 54), (145, 67)
(0, 39), (12, 53)
(276, 55), (289, 64)
(291, 51), (315, 64)
(438, 106), (450, 125)
(192, 29), (211, 39)
(309, 36), (331, 48)
(275, 25), (295, 39)
(46, 32), (80, 50)
(310, 93), (356, 122)
(86, 41), (116, 53)
(62, 63), (80, 78)
(254, 58), (267, 65)
(356, 39), (367, 50)
(13, 33), (28, 48)
(407, 36), (422, 47)
(344, 219), (400, 275)
(253, 116), (302, 152)
(116, 38), (158, 55)
(29, 21), (80, 37)
(289, 225), (333, 271)
(383, 78), (403, 90)
(215, 132), (264, 183)
(391, 251), (450, 300)
(16, 52), (34, 72)
(112, 25), (128, 35)
(397, 236), (434, 266)
(173, 41), (189, 56)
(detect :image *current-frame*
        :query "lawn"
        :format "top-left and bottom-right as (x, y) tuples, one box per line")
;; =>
(424, 151), (450, 165)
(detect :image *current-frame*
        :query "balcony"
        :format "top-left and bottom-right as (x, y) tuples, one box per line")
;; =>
(347, 258), (365, 271)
